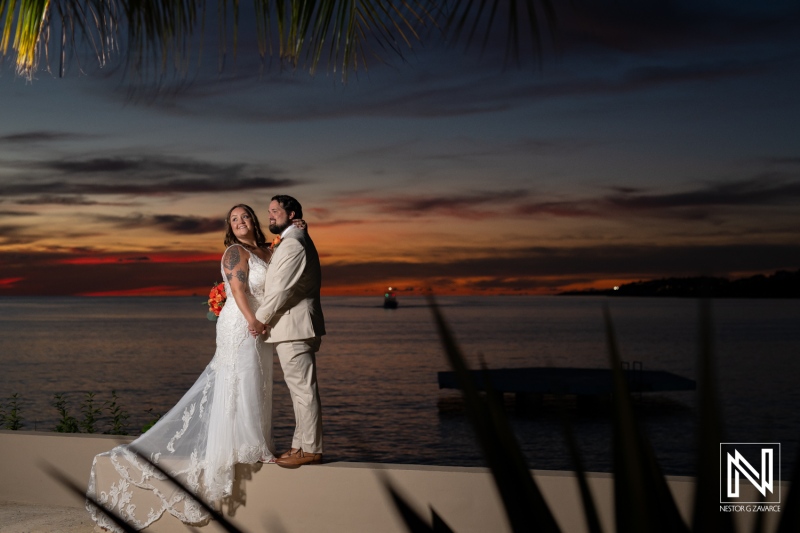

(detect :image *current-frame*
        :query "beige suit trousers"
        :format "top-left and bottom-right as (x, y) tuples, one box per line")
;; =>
(268, 337), (323, 454)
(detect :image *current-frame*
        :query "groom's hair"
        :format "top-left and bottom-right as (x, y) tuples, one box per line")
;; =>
(272, 195), (303, 220)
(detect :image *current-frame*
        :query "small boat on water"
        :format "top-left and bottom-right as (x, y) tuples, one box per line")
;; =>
(383, 287), (398, 309)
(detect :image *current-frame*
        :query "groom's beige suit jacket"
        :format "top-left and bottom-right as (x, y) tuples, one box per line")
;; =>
(255, 225), (326, 342)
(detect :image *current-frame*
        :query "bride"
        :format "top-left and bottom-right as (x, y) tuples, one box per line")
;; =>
(87, 204), (301, 531)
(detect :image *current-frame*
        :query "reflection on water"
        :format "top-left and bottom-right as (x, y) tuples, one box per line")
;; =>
(1, 295), (798, 477)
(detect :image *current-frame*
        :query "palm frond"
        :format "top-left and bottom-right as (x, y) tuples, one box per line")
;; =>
(428, 295), (560, 533)
(691, 300), (735, 532)
(254, 0), (432, 79)
(604, 305), (689, 533)
(120, 0), (201, 79)
(2, 0), (49, 76)
(777, 434), (800, 532)
(444, 0), (557, 66)
(2, 0), (558, 80)
(39, 462), (139, 533)
(2, 0), (120, 78)
(380, 473), (436, 533)
(562, 411), (604, 533)
(431, 508), (455, 533)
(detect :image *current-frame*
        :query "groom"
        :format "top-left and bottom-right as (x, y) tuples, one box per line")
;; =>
(251, 194), (326, 467)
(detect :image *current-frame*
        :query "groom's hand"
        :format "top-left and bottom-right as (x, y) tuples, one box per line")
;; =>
(248, 319), (266, 337)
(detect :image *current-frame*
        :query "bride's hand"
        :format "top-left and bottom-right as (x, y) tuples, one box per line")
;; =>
(248, 319), (266, 337)
(292, 219), (307, 231)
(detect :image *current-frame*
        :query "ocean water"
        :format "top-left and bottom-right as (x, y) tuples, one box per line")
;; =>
(1, 295), (799, 478)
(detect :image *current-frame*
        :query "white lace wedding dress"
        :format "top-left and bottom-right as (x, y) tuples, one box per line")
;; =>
(87, 245), (275, 531)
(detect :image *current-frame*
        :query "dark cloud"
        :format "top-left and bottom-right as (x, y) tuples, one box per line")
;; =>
(51, 158), (146, 174)
(513, 175), (800, 220)
(16, 195), (104, 206)
(43, 155), (244, 177)
(513, 200), (598, 218)
(95, 214), (225, 234)
(510, 137), (591, 156)
(605, 175), (800, 210)
(0, 224), (25, 235)
(0, 210), (38, 216)
(342, 176), (800, 223)
(3, 176), (288, 196)
(344, 189), (530, 219)
(0, 225), (30, 245)
(0, 131), (87, 144)
(762, 157), (800, 167)
(302, 206), (370, 228)
(621, 61), (765, 88)
(607, 186), (645, 195)
(150, 215), (225, 234)
(0, 154), (298, 198)
(0, 224), (101, 246)
(310, 219), (371, 228)
(411, 137), (590, 163)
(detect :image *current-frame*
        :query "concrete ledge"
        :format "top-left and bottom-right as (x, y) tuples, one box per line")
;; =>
(0, 431), (135, 507)
(0, 431), (787, 532)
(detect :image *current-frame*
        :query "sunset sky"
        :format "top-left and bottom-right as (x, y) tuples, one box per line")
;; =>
(1, 1), (799, 296)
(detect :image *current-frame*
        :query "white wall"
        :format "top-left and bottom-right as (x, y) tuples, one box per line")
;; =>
(0, 431), (787, 532)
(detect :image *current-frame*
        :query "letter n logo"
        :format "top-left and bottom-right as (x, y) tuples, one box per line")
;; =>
(720, 443), (781, 503)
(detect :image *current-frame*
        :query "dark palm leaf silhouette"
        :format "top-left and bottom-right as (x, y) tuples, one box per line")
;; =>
(691, 300), (735, 532)
(389, 297), (799, 533)
(561, 414), (603, 533)
(41, 462), (139, 533)
(424, 295), (561, 532)
(1, 0), (556, 79)
(603, 306), (689, 533)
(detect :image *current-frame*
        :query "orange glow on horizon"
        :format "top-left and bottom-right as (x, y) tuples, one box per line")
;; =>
(557, 278), (635, 293)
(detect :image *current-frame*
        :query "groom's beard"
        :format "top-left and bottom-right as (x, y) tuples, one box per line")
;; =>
(269, 221), (291, 234)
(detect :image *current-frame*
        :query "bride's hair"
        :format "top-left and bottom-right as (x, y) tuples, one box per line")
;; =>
(224, 204), (268, 249)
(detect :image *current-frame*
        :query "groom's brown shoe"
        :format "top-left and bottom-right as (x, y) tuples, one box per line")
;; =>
(280, 448), (299, 459)
(275, 449), (322, 469)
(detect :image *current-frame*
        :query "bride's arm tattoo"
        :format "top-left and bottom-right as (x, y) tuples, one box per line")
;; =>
(224, 247), (241, 271)
(223, 248), (248, 286)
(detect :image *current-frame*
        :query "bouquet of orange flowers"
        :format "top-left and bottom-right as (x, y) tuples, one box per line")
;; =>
(207, 281), (227, 321)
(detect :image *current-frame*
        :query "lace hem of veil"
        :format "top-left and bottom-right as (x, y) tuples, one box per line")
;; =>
(86, 337), (273, 530)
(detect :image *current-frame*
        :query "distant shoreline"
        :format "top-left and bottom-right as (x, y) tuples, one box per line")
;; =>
(560, 269), (800, 298)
